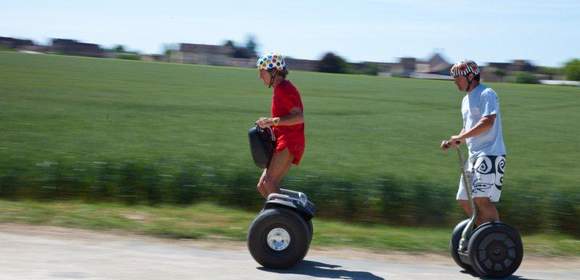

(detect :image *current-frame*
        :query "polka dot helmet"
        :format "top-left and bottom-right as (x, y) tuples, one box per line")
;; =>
(256, 52), (287, 71)
(450, 60), (480, 78)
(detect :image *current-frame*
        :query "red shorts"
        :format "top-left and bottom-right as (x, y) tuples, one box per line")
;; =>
(275, 139), (304, 165)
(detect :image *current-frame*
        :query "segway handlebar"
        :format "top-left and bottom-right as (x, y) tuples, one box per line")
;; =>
(441, 140), (462, 150)
(444, 140), (478, 251)
(254, 123), (276, 142)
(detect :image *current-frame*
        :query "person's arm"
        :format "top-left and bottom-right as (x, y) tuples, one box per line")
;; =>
(442, 117), (494, 150)
(272, 107), (303, 126)
(444, 115), (495, 148)
(454, 115), (495, 140)
(257, 108), (303, 127)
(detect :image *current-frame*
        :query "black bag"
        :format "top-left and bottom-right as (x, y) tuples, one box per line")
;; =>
(248, 125), (276, 168)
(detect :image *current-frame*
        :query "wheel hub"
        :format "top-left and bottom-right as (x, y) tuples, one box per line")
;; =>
(478, 233), (518, 272)
(487, 241), (508, 262)
(267, 227), (291, 251)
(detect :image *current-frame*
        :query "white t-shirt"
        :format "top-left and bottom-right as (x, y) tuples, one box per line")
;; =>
(461, 84), (506, 158)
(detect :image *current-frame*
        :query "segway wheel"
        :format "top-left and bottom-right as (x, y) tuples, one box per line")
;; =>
(296, 218), (313, 261)
(247, 208), (310, 269)
(468, 222), (523, 278)
(306, 219), (313, 245)
(450, 219), (473, 272)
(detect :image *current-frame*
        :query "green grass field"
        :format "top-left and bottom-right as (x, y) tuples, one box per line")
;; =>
(2, 52), (579, 183)
(1, 52), (579, 234)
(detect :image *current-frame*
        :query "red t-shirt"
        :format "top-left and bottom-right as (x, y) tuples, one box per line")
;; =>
(271, 80), (305, 154)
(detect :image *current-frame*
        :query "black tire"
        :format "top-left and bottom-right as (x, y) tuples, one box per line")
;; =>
(468, 222), (524, 278)
(247, 208), (310, 269)
(297, 218), (313, 261)
(306, 218), (313, 245)
(450, 219), (474, 272)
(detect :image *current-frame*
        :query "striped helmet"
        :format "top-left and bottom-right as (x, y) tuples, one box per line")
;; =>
(450, 60), (480, 78)
(256, 52), (287, 71)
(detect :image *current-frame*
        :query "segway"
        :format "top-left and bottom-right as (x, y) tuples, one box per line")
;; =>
(247, 125), (316, 269)
(445, 141), (524, 278)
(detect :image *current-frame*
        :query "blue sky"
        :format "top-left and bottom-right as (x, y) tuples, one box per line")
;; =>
(2, 0), (579, 66)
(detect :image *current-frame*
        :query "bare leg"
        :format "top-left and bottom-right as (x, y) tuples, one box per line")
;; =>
(257, 169), (268, 198)
(474, 197), (499, 225)
(256, 148), (294, 199)
(458, 198), (499, 226)
(458, 200), (472, 216)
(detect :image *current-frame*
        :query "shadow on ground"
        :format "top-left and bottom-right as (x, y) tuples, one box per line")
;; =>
(258, 260), (385, 280)
(460, 269), (538, 280)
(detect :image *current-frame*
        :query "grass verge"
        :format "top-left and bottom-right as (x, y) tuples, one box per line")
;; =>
(1, 199), (577, 256)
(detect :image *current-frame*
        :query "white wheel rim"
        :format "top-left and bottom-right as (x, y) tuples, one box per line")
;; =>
(267, 227), (291, 251)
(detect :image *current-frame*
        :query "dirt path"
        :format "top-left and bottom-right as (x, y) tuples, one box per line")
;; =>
(0, 224), (578, 280)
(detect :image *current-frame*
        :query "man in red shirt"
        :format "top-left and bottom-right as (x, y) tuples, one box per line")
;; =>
(255, 52), (305, 198)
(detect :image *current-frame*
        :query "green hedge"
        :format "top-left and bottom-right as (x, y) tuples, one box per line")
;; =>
(1, 160), (578, 237)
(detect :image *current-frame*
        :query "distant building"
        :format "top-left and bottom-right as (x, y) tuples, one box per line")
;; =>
(226, 57), (254, 68)
(140, 54), (165, 62)
(481, 66), (506, 82)
(286, 58), (319, 71)
(425, 53), (452, 75)
(482, 60), (537, 82)
(169, 43), (235, 65)
(508, 59), (536, 72)
(168, 43), (323, 71)
(397, 57), (417, 76)
(389, 53), (452, 78)
(487, 62), (511, 71)
(0, 36), (34, 49)
(345, 61), (394, 75)
(51, 39), (104, 57)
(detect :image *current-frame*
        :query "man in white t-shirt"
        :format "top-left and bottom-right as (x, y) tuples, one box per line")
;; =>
(441, 60), (507, 226)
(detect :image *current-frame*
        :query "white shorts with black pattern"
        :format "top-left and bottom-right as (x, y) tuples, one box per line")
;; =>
(457, 155), (506, 203)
